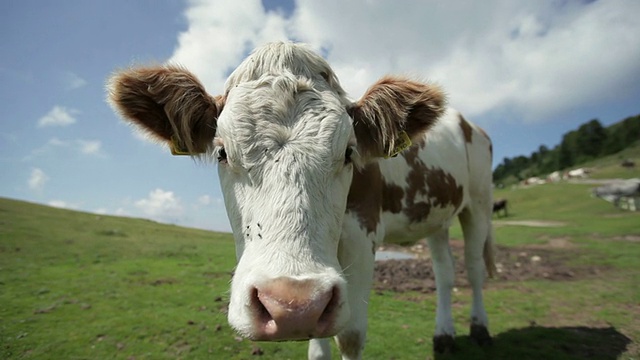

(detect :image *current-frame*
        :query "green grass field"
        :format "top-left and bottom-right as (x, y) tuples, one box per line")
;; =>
(1, 180), (639, 359)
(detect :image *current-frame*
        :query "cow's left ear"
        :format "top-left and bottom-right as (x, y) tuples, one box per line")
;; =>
(107, 65), (224, 156)
(348, 76), (446, 159)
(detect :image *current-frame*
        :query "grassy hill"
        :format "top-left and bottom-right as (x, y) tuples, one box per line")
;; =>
(578, 143), (640, 180)
(1, 189), (639, 359)
(495, 142), (640, 186)
(493, 114), (640, 186)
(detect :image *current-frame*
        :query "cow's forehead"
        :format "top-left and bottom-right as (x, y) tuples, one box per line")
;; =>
(217, 73), (354, 170)
(224, 42), (347, 101)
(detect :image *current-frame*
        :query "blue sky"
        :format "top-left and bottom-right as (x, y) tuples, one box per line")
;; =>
(2, 0), (639, 232)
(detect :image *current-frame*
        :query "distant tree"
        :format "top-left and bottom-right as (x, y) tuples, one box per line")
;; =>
(620, 115), (640, 146)
(538, 145), (549, 159)
(557, 140), (573, 169)
(576, 119), (607, 158)
(603, 115), (639, 155)
(557, 131), (578, 169)
(603, 129), (625, 154)
(530, 151), (539, 165)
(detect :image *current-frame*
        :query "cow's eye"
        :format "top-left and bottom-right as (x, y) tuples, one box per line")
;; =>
(345, 147), (353, 165)
(217, 147), (228, 164)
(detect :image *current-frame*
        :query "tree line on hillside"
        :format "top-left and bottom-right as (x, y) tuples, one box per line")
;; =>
(493, 114), (640, 184)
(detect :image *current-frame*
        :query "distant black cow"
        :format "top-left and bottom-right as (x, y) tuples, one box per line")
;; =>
(621, 159), (635, 169)
(493, 198), (508, 217)
(593, 179), (640, 209)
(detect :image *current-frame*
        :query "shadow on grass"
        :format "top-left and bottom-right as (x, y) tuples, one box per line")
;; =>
(435, 326), (632, 360)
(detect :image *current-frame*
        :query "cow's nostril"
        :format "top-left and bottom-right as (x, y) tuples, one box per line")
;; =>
(251, 287), (273, 325)
(318, 286), (339, 326)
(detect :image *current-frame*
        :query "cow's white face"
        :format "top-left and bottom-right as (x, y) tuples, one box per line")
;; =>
(216, 73), (356, 339)
(107, 41), (445, 342)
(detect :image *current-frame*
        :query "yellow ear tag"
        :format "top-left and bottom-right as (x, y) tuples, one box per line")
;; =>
(385, 131), (412, 158)
(170, 135), (192, 156)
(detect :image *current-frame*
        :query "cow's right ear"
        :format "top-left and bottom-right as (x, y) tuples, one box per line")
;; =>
(107, 65), (224, 155)
(348, 76), (446, 160)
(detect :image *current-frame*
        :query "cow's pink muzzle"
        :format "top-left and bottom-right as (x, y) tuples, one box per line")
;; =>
(248, 277), (343, 340)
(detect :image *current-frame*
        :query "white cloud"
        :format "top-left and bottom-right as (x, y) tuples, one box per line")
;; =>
(169, 0), (640, 123)
(114, 207), (129, 216)
(168, 0), (288, 93)
(25, 138), (106, 160)
(77, 139), (103, 156)
(48, 137), (68, 147)
(198, 194), (212, 206)
(48, 200), (79, 209)
(135, 188), (185, 222)
(37, 106), (78, 127)
(63, 71), (87, 90)
(28, 168), (49, 192)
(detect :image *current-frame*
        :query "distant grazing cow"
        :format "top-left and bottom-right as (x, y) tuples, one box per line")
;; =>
(593, 179), (640, 209)
(521, 176), (546, 186)
(621, 159), (635, 169)
(493, 199), (508, 217)
(547, 171), (562, 183)
(108, 42), (495, 358)
(564, 167), (591, 180)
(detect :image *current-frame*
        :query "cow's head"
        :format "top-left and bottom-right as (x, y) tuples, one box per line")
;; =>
(108, 42), (445, 341)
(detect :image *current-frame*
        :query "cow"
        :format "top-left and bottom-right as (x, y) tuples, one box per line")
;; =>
(547, 171), (562, 183)
(621, 159), (635, 169)
(493, 198), (508, 217)
(563, 167), (591, 180)
(108, 42), (495, 359)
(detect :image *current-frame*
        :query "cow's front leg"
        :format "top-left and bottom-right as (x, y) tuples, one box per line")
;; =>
(334, 225), (377, 360)
(308, 338), (331, 360)
(459, 209), (493, 346)
(427, 229), (456, 353)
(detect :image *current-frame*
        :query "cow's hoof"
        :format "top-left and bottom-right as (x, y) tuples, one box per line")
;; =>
(470, 324), (492, 346)
(433, 334), (456, 353)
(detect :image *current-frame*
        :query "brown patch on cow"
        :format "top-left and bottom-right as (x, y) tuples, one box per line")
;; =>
(405, 202), (432, 223)
(349, 139), (463, 232)
(381, 183), (404, 214)
(347, 164), (382, 234)
(402, 146), (431, 222)
(348, 163), (405, 233)
(459, 114), (473, 143)
(476, 125), (493, 156)
(427, 168), (464, 209)
(402, 146), (463, 223)
(337, 330), (363, 359)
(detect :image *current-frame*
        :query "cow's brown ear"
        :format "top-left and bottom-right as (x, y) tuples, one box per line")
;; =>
(107, 65), (224, 155)
(349, 76), (446, 159)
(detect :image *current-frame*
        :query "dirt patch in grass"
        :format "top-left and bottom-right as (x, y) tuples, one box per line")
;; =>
(612, 234), (640, 242)
(374, 240), (603, 294)
(494, 220), (567, 227)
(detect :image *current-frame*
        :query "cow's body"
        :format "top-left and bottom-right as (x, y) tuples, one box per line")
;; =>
(108, 42), (495, 359)
(339, 110), (495, 355)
